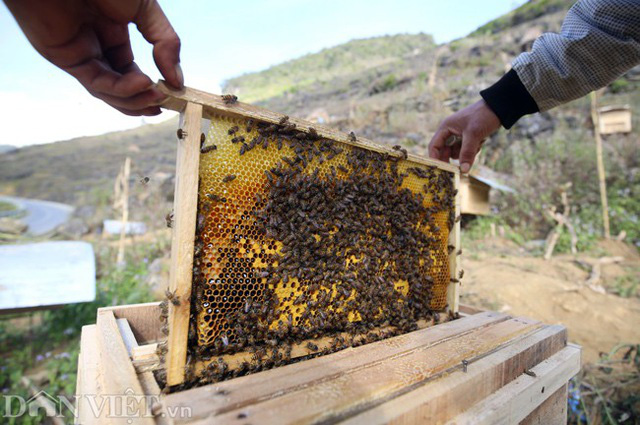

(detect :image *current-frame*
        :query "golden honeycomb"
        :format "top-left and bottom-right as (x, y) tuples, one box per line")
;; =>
(193, 114), (454, 350)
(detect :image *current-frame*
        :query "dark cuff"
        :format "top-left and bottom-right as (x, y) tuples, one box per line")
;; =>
(480, 69), (539, 129)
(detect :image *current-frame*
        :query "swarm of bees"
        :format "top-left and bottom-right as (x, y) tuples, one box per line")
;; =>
(176, 114), (458, 387)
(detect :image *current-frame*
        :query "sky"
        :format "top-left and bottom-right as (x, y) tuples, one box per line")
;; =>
(0, 0), (526, 147)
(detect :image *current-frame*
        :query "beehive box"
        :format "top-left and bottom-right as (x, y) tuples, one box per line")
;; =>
(74, 83), (580, 424)
(157, 82), (461, 388)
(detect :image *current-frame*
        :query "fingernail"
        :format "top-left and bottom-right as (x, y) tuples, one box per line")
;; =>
(460, 163), (470, 173)
(175, 63), (184, 87)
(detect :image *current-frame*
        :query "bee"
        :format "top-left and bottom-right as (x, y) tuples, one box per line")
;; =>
(222, 174), (237, 183)
(222, 94), (238, 104)
(279, 115), (289, 125)
(228, 126), (239, 135)
(206, 193), (222, 202)
(165, 211), (174, 228)
(200, 133), (206, 145)
(458, 269), (464, 279)
(231, 136), (245, 144)
(165, 289), (181, 306)
(348, 131), (356, 142)
(392, 145), (408, 160)
(201, 144), (217, 154)
(455, 215), (461, 223)
(524, 369), (537, 377)
(306, 342), (318, 351)
(177, 128), (187, 139)
(139, 176), (150, 185)
(461, 359), (469, 373)
(246, 120), (254, 133)
(457, 249), (462, 256)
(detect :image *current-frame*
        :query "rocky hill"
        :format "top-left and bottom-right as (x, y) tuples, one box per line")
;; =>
(1, 0), (638, 242)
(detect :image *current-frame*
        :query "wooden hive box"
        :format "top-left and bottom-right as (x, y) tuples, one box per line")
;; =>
(76, 303), (580, 424)
(75, 82), (580, 424)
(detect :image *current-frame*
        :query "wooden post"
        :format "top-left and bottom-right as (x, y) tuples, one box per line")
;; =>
(165, 102), (202, 386)
(115, 157), (131, 265)
(590, 91), (611, 239)
(448, 171), (461, 313)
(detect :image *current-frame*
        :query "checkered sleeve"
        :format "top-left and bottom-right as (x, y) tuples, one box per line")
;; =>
(481, 0), (640, 128)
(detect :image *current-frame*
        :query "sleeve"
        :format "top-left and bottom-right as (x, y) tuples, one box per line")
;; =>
(480, 0), (640, 129)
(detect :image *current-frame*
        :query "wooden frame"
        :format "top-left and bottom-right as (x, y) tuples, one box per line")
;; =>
(76, 302), (580, 424)
(157, 81), (463, 387)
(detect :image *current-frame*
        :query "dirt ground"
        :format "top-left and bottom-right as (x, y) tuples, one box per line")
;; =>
(460, 237), (640, 363)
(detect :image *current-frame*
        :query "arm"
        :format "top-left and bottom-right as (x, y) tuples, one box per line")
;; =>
(483, 0), (640, 128)
(3, 0), (183, 116)
(430, 0), (640, 172)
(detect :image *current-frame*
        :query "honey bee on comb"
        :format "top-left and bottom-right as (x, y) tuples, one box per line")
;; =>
(186, 113), (457, 385)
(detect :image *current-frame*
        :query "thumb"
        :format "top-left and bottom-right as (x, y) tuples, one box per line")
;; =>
(459, 132), (481, 174)
(134, 0), (183, 88)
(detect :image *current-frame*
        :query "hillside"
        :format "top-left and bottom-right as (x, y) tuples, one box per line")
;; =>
(0, 0), (638, 241)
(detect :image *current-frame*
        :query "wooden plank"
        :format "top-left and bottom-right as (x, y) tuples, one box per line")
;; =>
(96, 310), (155, 425)
(448, 344), (580, 425)
(77, 325), (108, 424)
(458, 304), (486, 316)
(116, 318), (137, 355)
(520, 383), (568, 425)
(99, 302), (162, 344)
(165, 101), (203, 387)
(448, 171), (461, 313)
(342, 324), (567, 425)
(165, 312), (508, 421)
(157, 80), (459, 174)
(192, 317), (442, 375)
(176, 316), (542, 424)
(115, 318), (173, 424)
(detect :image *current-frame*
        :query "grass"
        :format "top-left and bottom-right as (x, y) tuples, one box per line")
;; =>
(0, 200), (16, 212)
(569, 344), (640, 424)
(0, 240), (164, 423)
(611, 267), (640, 298)
(471, 0), (574, 36)
(222, 33), (434, 102)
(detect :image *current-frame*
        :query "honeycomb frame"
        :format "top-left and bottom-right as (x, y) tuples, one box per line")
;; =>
(158, 81), (461, 387)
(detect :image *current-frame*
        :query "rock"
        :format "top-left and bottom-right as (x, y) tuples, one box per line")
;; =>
(58, 217), (89, 238)
(512, 112), (555, 139)
(0, 217), (27, 234)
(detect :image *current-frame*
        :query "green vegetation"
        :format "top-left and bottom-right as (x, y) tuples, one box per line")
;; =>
(612, 266), (640, 298)
(223, 34), (434, 102)
(471, 0), (574, 36)
(0, 200), (16, 212)
(490, 126), (640, 250)
(0, 241), (164, 423)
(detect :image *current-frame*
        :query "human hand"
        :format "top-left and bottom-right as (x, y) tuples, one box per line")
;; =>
(428, 100), (501, 173)
(4, 0), (182, 116)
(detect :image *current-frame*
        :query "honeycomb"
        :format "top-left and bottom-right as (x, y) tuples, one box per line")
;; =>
(192, 114), (455, 351)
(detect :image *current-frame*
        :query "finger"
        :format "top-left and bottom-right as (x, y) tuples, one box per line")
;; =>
(94, 20), (135, 72)
(449, 141), (461, 160)
(66, 57), (154, 98)
(429, 127), (453, 162)
(89, 85), (166, 110)
(459, 131), (482, 173)
(134, 0), (183, 88)
(112, 104), (162, 116)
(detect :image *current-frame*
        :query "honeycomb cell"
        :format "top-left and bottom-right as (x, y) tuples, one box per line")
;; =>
(192, 114), (455, 349)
